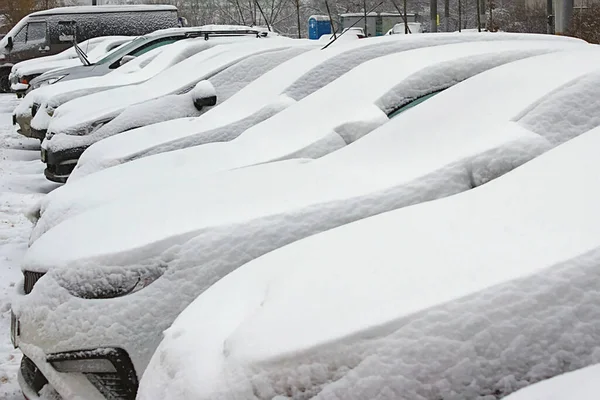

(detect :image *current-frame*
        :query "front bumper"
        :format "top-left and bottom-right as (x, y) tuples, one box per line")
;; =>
(42, 146), (87, 183)
(18, 344), (137, 400)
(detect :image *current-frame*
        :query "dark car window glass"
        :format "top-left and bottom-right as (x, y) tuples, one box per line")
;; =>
(131, 38), (178, 57)
(27, 22), (47, 43)
(94, 36), (147, 65)
(58, 21), (77, 42)
(13, 26), (26, 43)
(388, 91), (442, 119)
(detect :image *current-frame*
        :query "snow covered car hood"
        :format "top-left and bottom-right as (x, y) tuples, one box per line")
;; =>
(38, 45), (315, 154)
(138, 124), (600, 400)
(29, 40), (591, 241)
(43, 38), (296, 138)
(69, 32), (586, 180)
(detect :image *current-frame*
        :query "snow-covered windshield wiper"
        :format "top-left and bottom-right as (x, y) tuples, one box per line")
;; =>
(73, 40), (91, 66)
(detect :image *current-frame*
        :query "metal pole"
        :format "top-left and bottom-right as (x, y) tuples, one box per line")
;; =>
(476, 0), (481, 31)
(295, 0), (301, 38)
(458, 0), (462, 31)
(364, 0), (368, 35)
(430, 0), (438, 32)
(547, 0), (554, 33)
(445, 0), (450, 31)
(404, 0), (408, 33)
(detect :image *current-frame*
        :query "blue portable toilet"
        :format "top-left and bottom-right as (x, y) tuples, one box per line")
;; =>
(308, 15), (332, 40)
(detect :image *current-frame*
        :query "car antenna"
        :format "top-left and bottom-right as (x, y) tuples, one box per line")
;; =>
(321, 0), (384, 50)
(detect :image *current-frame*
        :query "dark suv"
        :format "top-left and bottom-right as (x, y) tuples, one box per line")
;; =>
(0, 5), (179, 92)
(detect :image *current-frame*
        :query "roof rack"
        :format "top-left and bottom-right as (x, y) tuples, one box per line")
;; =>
(184, 30), (266, 40)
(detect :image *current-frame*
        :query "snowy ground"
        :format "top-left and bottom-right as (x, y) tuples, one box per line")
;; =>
(0, 94), (59, 399)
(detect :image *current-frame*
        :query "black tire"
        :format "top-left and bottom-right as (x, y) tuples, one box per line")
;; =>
(0, 73), (10, 93)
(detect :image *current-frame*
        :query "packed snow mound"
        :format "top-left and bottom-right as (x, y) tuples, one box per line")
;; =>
(67, 33), (588, 181)
(29, 41), (580, 240)
(502, 364), (600, 399)
(138, 125), (600, 400)
(40, 46), (311, 152)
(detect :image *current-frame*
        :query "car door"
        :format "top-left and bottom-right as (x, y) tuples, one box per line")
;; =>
(9, 21), (50, 63)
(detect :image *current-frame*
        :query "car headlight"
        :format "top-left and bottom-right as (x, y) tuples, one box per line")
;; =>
(55, 265), (166, 299)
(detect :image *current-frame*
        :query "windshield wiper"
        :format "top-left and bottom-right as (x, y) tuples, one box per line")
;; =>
(73, 40), (91, 66)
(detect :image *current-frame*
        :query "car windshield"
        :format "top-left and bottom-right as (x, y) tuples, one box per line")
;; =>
(388, 91), (442, 119)
(94, 36), (147, 65)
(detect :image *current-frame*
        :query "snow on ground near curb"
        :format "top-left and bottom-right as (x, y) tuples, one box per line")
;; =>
(502, 364), (600, 399)
(0, 95), (58, 400)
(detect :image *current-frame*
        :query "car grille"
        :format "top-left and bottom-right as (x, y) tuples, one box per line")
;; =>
(24, 271), (45, 294)
(48, 348), (138, 400)
(31, 103), (39, 117)
(21, 356), (49, 395)
(87, 373), (136, 400)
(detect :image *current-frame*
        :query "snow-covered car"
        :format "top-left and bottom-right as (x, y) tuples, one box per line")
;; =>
(138, 123), (600, 400)
(39, 39), (300, 182)
(68, 32), (576, 181)
(29, 39), (586, 224)
(13, 44), (597, 400)
(9, 36), (133, 96)
(14, 26), (264, 139)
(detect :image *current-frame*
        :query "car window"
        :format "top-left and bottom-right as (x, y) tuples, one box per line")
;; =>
(388, 91), (442, 119)
(13, 26), (26, 44)
(94, 36), (147, 65)
(131, 38), (178, 57)
(58, 21), (77, 42)
(27, 22), (47, 43)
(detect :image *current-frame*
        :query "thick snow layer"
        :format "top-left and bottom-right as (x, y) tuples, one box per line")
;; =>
(0, 95), (59, 400)
(40, 46), (311, 152)
(43, 38), (294, 143)
(31, 42), (590, 238)
(29, 48), (600, 250)
(14, 36), (132, 78)
(502, 364), (600, 399)
(17, 35), (247, 130)
(70, 33), (586, 180)
(139, 125), (600, 400)
(15, 38), (193, 125)
(16, 49), (600, 394)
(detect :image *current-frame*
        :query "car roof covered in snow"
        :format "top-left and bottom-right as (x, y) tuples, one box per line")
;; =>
(66, 33), (585, 182)
(44, 38), (294, 137)
(29, 5), (177, 17)
(138, 123), (600, 399)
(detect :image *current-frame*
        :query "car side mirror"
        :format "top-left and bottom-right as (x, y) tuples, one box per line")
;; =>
(120, 55), (136, 66)
(6, 36), (13, 49)
(191, 80), (217, 111)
